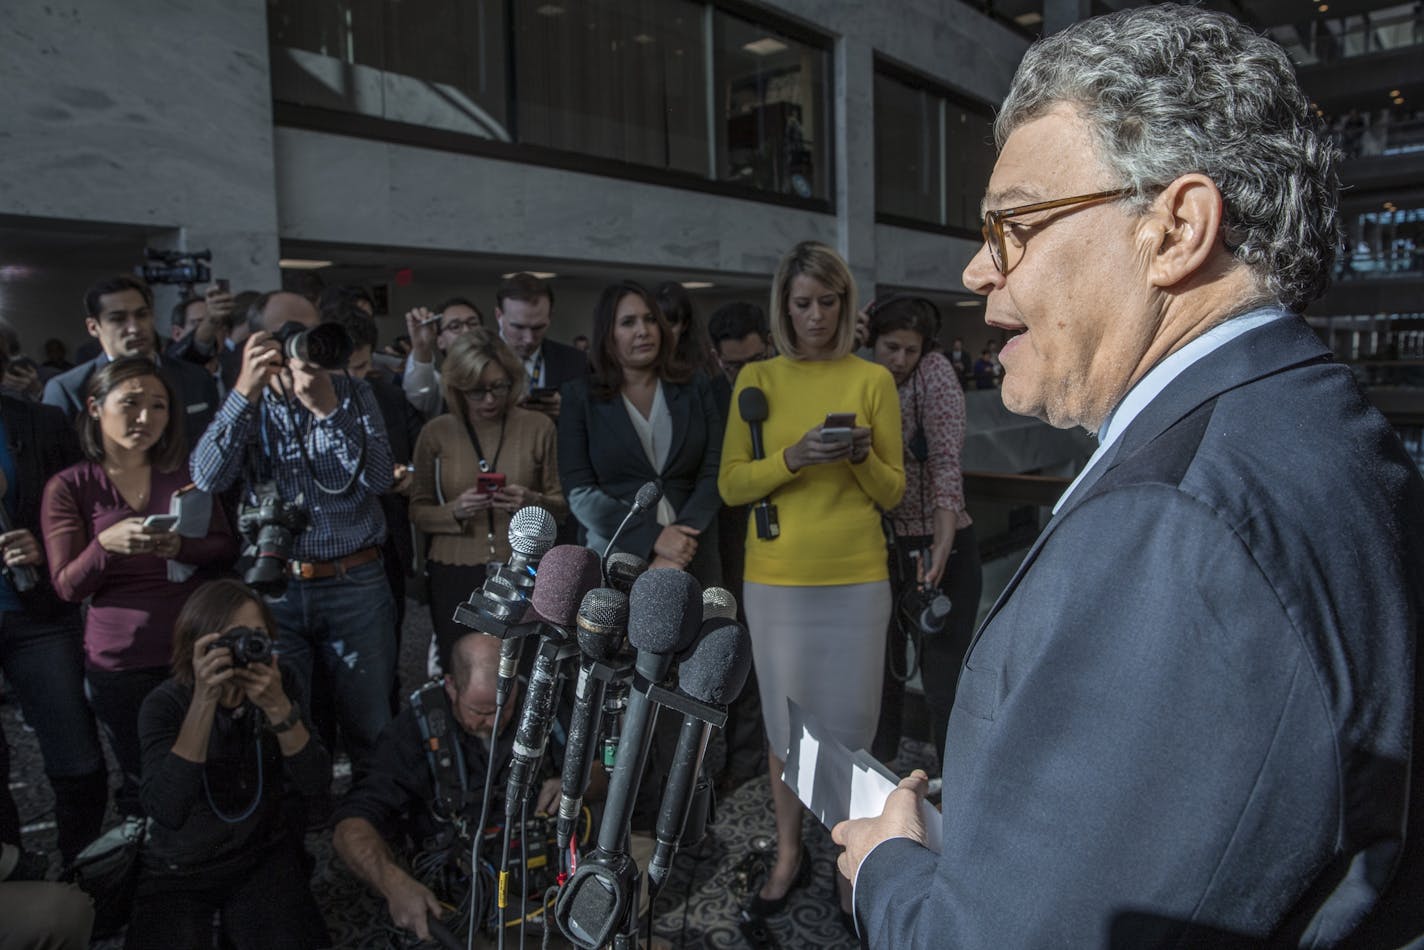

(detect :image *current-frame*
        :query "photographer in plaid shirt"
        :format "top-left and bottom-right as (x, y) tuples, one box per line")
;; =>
(192, 291), (396, 773)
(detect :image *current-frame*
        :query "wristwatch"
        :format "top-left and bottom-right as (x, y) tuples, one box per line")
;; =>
(266, 703), (302, 734)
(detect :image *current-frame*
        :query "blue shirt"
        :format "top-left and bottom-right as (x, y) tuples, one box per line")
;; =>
(0, 415), (20, 612)
(1055, 307), (1288, 515)
(191, 375), (393, 561)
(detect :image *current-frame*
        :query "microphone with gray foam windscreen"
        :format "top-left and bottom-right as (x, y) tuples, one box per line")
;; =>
(738, 387), (780, 540)
(647, 615), (752, 897)
(556, 586), (629, 852)
(554, 569), (702, 950)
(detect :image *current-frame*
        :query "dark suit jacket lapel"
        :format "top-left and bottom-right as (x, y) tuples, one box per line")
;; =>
(662, 382), (691, 476)
(970, 315), (1330, 645)
(592, 392), (656, 480)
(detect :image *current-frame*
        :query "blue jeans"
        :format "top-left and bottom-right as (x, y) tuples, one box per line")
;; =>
(265, 559), (396, 771)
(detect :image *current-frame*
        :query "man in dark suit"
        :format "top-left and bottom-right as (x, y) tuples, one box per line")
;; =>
(495, 272), (588, 421)
(42, 274), (219, 445)
(833, 6), (1424, 947)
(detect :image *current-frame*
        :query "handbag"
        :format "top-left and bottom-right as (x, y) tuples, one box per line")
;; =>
(69, 816), (149, 937)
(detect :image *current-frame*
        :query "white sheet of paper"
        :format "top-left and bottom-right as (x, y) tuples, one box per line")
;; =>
(782, 698), (942, 852)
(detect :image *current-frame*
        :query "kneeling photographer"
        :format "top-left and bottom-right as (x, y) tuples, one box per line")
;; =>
(128, 579), (330, 950)
(192, 292), (397, 777)
(864, 296), (982, 760)
(333, 632), (598, 945)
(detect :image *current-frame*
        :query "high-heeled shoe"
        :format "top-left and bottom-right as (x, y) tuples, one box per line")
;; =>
(744, 850), (812, 918)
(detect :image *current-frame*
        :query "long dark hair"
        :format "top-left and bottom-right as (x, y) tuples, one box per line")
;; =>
(588, 281), (689, 400)
(171, 579), (277, 685)
(653, 281), (717, 377)
(80, 356), (186, 473)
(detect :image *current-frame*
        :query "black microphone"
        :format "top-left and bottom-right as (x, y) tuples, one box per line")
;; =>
(556, 587), (628, 852)
(555, 569), (701, 950)
(605, 551), (648, 594)
(600, 481), (662, 583)
(738, 387), (780, 541)
(647, 616), (752, 897)
(504, 545), (602, 819)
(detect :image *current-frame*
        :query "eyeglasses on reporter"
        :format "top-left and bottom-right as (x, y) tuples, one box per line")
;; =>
(463, 380), (513, 401)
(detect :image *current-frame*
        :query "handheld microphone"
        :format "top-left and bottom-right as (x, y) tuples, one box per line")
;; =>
(556, 587), (629, 851)
(647, 616), (752, 896)
(555, 570), (701, 950)
(600, 481), (662, 583)
(738, 387), (780, 541)
(605, 551), (648, 594)
(504, 545), (602, 819)
(701, 586), (738, 623)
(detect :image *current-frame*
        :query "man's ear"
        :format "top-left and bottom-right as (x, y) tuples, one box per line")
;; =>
(443, 675), (457, 703)
(84, 317), (102, 341)
(1142, 173), (1225, 289)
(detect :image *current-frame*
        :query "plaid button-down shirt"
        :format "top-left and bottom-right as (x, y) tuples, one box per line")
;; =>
(191, 375), (393, 562)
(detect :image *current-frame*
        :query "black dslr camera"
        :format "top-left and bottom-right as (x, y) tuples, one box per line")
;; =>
(272, 320), (354, 372)
(136, 248), (212, 287)
(237, 484), (308, 596)
(903, 585), (951, 638)
(212, 626), (274, 667)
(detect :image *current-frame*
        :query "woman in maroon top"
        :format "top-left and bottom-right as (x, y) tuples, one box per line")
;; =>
(42, 356), (236, 816)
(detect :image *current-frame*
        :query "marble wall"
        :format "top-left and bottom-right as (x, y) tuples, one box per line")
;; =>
(0, 0), (282, 330)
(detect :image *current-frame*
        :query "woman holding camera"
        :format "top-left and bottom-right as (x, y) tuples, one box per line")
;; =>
(409, 330), (566, 669)
(42, 357), (236, 817)
(866, 297), (982, 759)
(126, 578), (329, 950)
(559, 280), (725, 584)
(718, 242), (903, 919)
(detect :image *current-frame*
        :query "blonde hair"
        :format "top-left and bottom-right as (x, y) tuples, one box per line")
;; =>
(440, 328), (527, 422)
(769, 241), (858, 361)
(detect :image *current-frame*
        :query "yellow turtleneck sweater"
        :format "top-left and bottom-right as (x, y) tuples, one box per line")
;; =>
(718, 354), (904, 586)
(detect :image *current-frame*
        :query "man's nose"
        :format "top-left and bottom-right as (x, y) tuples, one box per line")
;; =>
(962, 242), (1002, 296)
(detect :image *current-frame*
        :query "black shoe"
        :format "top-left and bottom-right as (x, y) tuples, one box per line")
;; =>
(744, 850), (811, 918)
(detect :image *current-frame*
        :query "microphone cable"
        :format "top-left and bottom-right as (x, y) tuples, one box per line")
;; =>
(467, 691), (506, 950)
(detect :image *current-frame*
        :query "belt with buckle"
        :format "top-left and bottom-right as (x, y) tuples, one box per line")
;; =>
(287, 546), (380, 580)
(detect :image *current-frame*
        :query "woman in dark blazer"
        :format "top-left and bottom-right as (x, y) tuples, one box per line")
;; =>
(558, 281), (724, 585)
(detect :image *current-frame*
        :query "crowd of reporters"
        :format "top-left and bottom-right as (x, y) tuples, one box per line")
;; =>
(0, 246), (981, 947)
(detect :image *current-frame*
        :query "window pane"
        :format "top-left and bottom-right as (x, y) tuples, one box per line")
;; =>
(513, 0), (709, 176)
(713, 10), (830, 200)
(874, 72), (942, 222)
(268, 0), (510, 140)
(944, 103), (995, 231)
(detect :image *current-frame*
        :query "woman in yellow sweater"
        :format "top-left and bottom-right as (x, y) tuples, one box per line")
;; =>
(718, 241), (904, 919)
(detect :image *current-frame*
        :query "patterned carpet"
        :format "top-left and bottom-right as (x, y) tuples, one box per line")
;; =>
(2, 597), (936, 948)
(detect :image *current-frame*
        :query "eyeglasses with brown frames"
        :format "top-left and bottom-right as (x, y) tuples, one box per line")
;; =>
(980, 188), (1132, 275)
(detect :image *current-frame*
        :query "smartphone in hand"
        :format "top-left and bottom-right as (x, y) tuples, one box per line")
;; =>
(820, 412), (856, 445)
(476, 472), (507, 494)
(142, 514), (180, 533)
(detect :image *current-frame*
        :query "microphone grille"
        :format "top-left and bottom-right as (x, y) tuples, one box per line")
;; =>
(508, 506), (557, 558)
(607, 551), (648, 577)
(701, 587), (738, 621)
(634, 480), (662, 511)
(578, 587), (629, 630)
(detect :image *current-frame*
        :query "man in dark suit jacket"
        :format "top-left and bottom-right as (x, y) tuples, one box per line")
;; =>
(167, 288), (242, 397)
(495, 273), (588, 421)
(43, 274), (219, 445)
(832, 7), (1424, 947)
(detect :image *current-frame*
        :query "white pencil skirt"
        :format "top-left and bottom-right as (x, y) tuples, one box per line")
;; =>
(743, 579), (891, 759)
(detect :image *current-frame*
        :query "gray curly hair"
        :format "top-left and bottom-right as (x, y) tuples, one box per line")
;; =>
(997, 4), (1340, 312)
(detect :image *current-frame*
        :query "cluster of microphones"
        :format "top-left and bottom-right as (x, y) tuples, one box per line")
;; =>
(448, 481), (752, 950)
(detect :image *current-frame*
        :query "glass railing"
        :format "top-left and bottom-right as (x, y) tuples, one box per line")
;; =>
(1333, 114), (1424, 160)
(1272, 4), (1423, 66)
